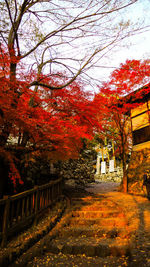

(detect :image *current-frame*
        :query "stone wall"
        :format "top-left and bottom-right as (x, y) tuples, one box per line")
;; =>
(127, 147), (150, 195)
(95, 167), (123, 183)
(57, 157), (95, 187)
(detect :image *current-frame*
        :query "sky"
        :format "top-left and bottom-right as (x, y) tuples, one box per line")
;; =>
(2, 0), (149, 94)
(91, 0), (150, 88)
(32, 0), (150, 94)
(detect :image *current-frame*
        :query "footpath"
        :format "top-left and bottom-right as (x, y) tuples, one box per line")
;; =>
(2, 181), (150, 267)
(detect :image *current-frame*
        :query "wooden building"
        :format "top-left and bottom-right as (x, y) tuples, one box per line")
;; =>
(120, 84), (150, 195)
(131, 99), (150, 150)
(127, 85), (150, 151)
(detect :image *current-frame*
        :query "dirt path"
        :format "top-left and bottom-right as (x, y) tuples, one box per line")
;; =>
(86, 180), (120, 194)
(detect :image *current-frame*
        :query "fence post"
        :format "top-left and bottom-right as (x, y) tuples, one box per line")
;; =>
(1, 196), (10, 247)
(34, 186), (39, 225)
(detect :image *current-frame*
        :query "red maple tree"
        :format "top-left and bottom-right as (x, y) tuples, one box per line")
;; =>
(95, 59), (150, 192)
(0, 45), (101, 194)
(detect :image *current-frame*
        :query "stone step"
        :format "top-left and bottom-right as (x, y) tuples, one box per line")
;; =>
(58, 226), (130, 239)
(71, 197), (104, 202)
(68, 217), (127, 227)
(71, 197), (116, 206)
(72, 196), (113, 201)
(47, 236), (131, 257)
(72, 200), (119, 209)
(71, 210), (124, 219)
(71, 203), (119, 211)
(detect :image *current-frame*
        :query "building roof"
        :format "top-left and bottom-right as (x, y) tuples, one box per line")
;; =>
(124, 83), (150, 104)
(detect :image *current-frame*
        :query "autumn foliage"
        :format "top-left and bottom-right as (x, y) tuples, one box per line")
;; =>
(0, 46), (101, 192)
(95, 59), (150, 192)
(1, 42), (150, 195)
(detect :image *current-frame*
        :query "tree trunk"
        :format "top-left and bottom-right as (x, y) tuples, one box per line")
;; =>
(21, 131), (30, 147)
(122, 163), (128, 193)
(0, 122), (12, 146)
(120, 130), (128, 193)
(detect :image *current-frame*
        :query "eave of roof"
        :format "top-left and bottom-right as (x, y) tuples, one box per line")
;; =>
(123, 83), (150, 104)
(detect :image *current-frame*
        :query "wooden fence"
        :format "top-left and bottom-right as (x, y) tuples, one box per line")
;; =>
(0, 178), (63, 247)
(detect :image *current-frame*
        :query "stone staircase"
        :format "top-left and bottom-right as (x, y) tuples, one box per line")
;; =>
(46, 194), (134, 258)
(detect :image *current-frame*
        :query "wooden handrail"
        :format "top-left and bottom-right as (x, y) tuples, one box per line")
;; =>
(0, 178), (62, 247)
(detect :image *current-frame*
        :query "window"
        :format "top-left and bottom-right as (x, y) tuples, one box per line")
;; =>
(133, 125), (150, 145)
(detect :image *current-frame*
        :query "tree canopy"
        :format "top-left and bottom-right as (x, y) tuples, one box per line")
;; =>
(0, 46), (100, 155)
(0, 45), (102, 190)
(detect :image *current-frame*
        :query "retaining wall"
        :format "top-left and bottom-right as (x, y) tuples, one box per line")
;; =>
(95, 167), (123, 183)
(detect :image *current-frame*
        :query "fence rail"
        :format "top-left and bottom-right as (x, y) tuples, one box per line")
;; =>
(0, 178), (63, 247)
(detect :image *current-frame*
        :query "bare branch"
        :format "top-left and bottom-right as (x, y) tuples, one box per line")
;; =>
(21, 0), (138, 59)
(29, 37), (118, 90)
